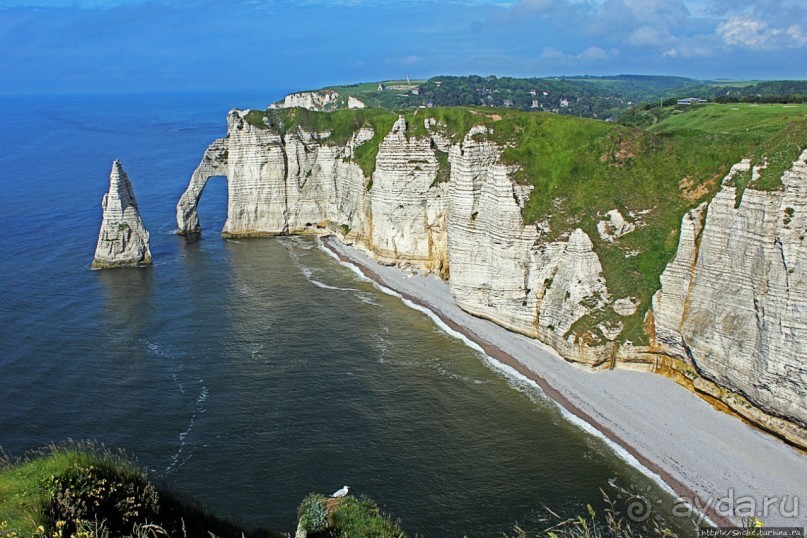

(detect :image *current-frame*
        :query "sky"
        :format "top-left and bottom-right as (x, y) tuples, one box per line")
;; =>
(0, 0), (805, 94)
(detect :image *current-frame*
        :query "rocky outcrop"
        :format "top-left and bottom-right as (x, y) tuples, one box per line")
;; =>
(177, 111), (807, 447)
(348, 96), (366, 109)
(597, 209), (635, 242)
(271, 90), (340, 111)
(92, 160), (152, 269)
(652, 151), (807, 442)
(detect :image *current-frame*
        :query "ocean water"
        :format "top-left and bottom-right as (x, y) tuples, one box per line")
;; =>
(0, 91), (692, 536)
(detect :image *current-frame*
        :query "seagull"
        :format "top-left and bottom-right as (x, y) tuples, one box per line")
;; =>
(331, 485), (350, 498)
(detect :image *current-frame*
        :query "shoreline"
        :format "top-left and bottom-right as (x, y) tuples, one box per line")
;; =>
(320, 235), (807, 530)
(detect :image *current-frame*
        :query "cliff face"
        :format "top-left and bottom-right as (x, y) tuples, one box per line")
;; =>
(445, 126), (610, 362)
(275, 90), (340, 111)
(93, 160), (152, 269)
(653, 152), (807, 442)
(177, 111), (806, 447)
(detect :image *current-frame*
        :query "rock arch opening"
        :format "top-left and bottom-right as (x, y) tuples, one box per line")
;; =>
(195, 175), (228, 233)
(176, 137), (229, 234)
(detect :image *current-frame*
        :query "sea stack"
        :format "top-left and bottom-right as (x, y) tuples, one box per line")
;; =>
(91, 160), (152, 269)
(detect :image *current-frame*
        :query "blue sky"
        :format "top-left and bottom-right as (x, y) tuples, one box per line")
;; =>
(1, 0), (805, 94)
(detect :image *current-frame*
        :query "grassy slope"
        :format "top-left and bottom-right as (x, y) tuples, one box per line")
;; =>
(0, 445), (147, 532)
(0, 445), (270, 537)
(245, 103), (807, 345)
(511, 103), (806, 344)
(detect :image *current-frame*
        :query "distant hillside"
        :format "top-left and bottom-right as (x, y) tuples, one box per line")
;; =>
(277, 75), (807, 120)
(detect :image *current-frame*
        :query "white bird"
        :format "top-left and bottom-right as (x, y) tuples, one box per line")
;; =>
(332, 485), (350, 498)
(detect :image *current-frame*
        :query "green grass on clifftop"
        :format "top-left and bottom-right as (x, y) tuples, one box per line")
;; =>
(297, 493), (406, 538)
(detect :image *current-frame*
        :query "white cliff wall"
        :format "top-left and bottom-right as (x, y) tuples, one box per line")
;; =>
(280, 90), (340, 111)
(178, 113), (449, 266)
(283, 126), (370, 237)
(446, 126), (611, 364)
(370, 117), (448, 270)
(93, 160), (152, 269)
(653, 150), (807, 435)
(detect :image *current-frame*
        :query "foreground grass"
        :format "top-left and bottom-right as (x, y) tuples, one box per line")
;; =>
(0, 443), (274, 538)
(2, 444), (404, 538)
(5, 444), (770, 538)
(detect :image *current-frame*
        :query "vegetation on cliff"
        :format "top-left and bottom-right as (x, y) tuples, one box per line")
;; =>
(257, 108), (398, 178)
(0, 443), (274, 538)
(0, 444), (404, 538)
(3, 445), (771, 538)
(243, 101), (806, 346)
(297, 493), (406, 538)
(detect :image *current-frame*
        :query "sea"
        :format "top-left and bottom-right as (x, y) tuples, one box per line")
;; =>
(0, 90), (694, 536)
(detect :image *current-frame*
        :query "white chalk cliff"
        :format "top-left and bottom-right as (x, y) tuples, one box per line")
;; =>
(652, 152), (807, 444)
(177, 111), (807, 447)
(93, 160), (152, 269)
(270, 90), (340, 111)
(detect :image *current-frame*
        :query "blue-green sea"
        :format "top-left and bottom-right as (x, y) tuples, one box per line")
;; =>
(0, 91), (692, 536)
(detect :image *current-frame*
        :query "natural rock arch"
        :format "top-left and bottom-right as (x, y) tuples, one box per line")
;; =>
(176, 137), (229, 234)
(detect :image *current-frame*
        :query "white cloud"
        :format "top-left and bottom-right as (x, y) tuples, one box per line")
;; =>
(662, 43), (713, 58)
(578, 46), (614, 61)
(717, 15), (807, 49)
(717, 16), (771, 48)
(627, 26), (675, 46)
(538, 45), (617, 63)
(538, 47), (570, 61)
(786, 25), (807, 47)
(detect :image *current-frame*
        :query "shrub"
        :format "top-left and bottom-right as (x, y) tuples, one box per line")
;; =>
(298, 494), (329, 533)
(44, 461), (159, 537)
(329, 496), (406, 538)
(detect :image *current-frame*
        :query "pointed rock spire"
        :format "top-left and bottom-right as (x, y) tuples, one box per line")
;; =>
(92, 160), (152, 269)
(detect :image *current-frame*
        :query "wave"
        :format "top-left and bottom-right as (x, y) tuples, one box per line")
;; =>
(282, 238), (368, 294)
(309, 279), (357, 292)
(142, 339), (210, 476)
(357, 293), (380, 306)
(165, 382), (208, 474)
